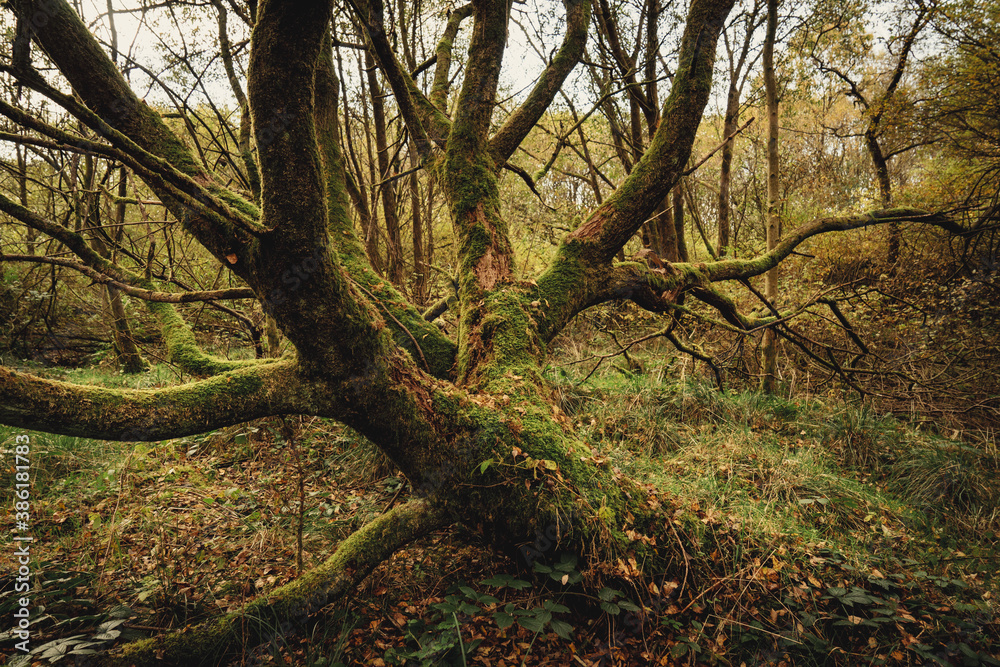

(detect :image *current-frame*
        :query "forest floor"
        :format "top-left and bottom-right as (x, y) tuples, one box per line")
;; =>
(1, 354), (999, 666)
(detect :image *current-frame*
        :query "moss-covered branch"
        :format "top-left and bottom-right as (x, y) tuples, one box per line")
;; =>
(0, 361), (304, 441)
(147, 300), (278, 377)
(430, 3), (474, 119)
(100, 500), (448, 667)
(452, 0), (509, 147)
(703, 208), (966, 282)
(14, 0), (205, 178)
(10, 0), (265, 265)
(314, 34), (457, 379)
(248, 0), (332, 243)
(489, 0), (590, 165)
(563, 0), (735, 265)
(535, 206), (964, 346)
(534, 251), (690, 343)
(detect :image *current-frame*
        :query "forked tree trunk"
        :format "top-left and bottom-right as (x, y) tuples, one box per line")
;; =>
(0, 0), (880, 663)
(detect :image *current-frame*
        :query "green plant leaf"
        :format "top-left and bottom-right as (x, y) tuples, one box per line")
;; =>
(549, 618), (574, 639)
(493, 612), (515, 630)
(517, 616), (545, 633)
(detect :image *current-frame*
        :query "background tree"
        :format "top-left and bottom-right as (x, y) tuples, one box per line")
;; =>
(804, 0), (936, 263)
(716, 0), (765, 257)
(760, 0), (780, 392)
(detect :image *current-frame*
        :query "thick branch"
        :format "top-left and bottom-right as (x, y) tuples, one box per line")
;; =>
(248, 0), (332, 241)
(452, 0), (510, 147)
(0, 361), (303, 441)
(489, 0), (590, 165)
(536, 208), (965, 343)
(315, 33), (457, 378)
(102, 500), (448, 666)
(430, 3), (475, 114)
(14, 0), (206, 178)
(564, 0), (736, 265)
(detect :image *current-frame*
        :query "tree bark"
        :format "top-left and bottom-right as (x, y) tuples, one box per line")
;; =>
(761, 0), (779, 394)
(365, 49), (405, 288)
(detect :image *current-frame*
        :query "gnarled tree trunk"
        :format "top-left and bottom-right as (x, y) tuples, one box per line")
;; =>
(0, 0), (964, 663)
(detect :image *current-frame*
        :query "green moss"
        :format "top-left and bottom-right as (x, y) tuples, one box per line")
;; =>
(210, 185), (260, 221)
(106, 500), (441, 666)
(147, 301), (265, 377)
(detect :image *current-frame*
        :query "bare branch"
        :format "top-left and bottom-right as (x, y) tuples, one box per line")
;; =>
(0, 254), (256, 303)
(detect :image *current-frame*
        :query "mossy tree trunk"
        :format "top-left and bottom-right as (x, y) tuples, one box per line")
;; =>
(0, 0), (967, 663)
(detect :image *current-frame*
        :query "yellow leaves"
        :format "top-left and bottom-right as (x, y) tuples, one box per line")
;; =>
(537, 459), (558, 471)
(625, 528), (656, 546)
(616, 556), (641, 578)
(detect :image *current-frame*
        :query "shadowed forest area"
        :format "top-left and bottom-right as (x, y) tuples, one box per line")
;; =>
(0, 0), (998, 664)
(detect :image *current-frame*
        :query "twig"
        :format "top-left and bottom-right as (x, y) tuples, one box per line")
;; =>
(351, 280), (429, 371)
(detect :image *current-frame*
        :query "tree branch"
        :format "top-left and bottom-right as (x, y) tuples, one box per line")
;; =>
(489, 0), (590, 165)
(563, 0), (736, 265)
(703, 208), (967, 282)
(0, 361), (302, 441)
(101, 500), (449, 666)
(0, 254), (256, 303)
(430, 3), (475, 116)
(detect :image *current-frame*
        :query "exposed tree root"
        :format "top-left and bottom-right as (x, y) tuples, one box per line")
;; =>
(100, 500), (449, 666)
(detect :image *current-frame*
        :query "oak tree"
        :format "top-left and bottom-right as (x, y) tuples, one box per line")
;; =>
(0, 0), (965, 662)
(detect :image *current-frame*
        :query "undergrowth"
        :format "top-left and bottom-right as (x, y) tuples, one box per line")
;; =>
(0, 362), (997, 665)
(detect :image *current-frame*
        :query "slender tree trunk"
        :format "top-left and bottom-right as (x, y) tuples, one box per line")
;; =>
(867, 131), (899, 263)
(673, 184), (688, 261)
(105, 168), (148, 373)
(656, 204), (679, 262)
(337, 44), (382, 274)
(761, 0), (779, 394)
(425, 175), (436, 271)
(358, 52), (385, 275)
(718, 84), (740, 257)
(409, 141), (427, 304)
(366, 50), (405, 288)
(17, 144), (37, 253)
